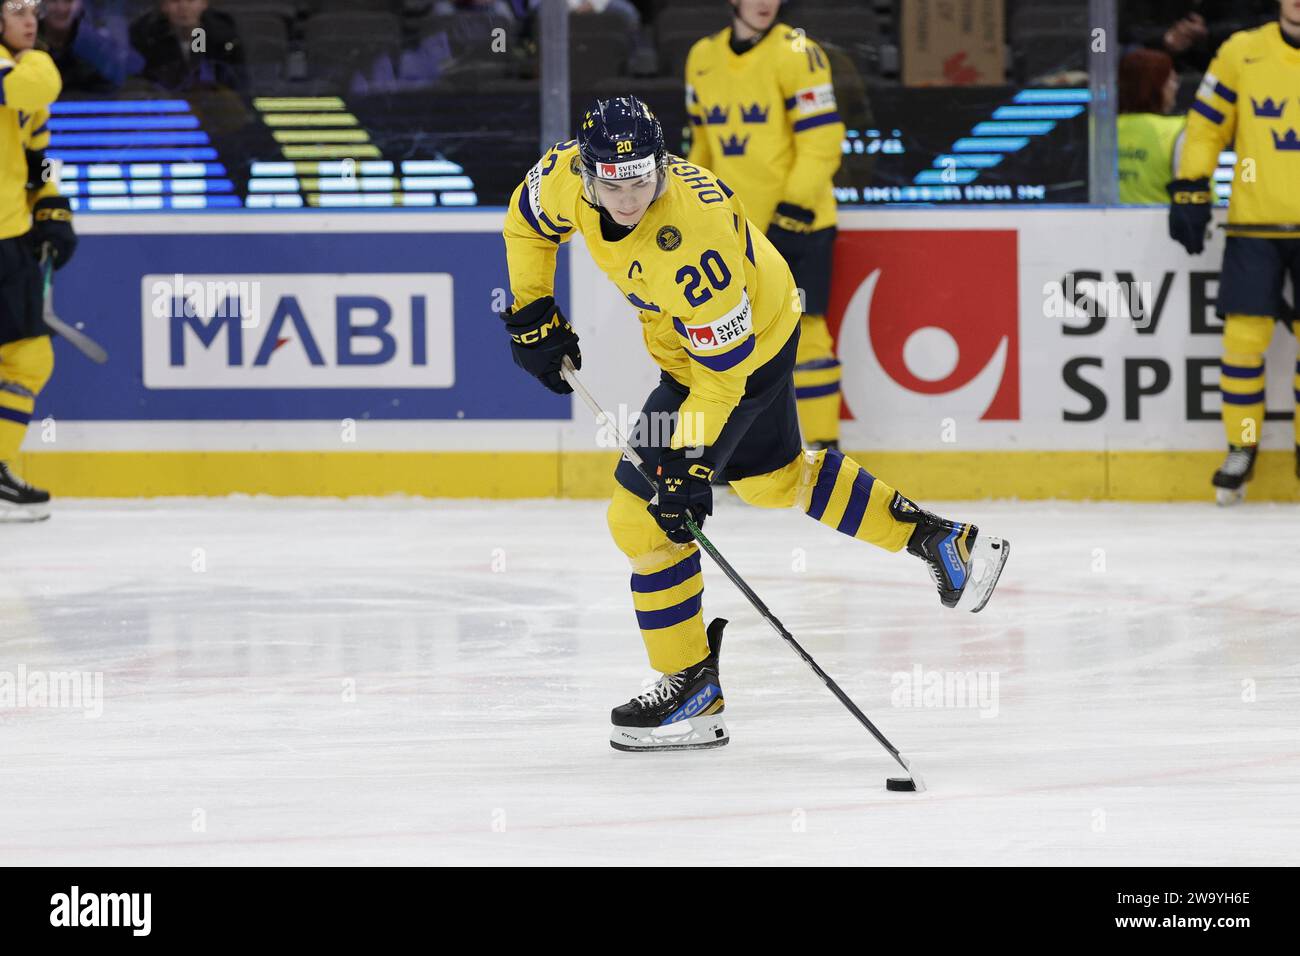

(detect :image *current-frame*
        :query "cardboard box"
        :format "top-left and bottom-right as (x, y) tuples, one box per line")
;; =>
(901, 0), (1006, 87)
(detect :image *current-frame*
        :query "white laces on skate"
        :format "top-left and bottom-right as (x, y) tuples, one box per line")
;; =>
(0, 462), (35, 491)
(636, 672), (685, 708)
(1222, 448), (1254, 476)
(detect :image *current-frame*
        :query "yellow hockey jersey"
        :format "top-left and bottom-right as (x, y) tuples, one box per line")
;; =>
(1178, 22), (1300, 231)
(503, 140), (801, 448)
(0, 44), (61, 241)
(684, 24), (844, 233)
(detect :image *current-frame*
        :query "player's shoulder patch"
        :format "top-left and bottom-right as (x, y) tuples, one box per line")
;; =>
(656, 225), (683, 251)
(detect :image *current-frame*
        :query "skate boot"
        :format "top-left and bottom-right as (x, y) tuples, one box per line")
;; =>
(1212, 444), (1257, 506)
(610, 618), (728, 752)
(890, 492), (1008, 613)
(0, 461), (51, 522)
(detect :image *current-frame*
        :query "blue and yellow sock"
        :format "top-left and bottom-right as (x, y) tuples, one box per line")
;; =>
(607, 485), (708, 674)
(1220, 313), (1272, 447)
(793, 314), (841, 446)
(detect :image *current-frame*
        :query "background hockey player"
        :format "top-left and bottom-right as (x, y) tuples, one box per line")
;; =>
(501, 96), (1008, 752)
(684, 0), (844, 450)
(0, 0), (76, 520)
(1167, 0), (1300, 503)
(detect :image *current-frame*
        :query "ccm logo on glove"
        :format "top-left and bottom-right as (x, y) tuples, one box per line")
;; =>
(503, 295), (582, 394)
(510, 312), (570, 346)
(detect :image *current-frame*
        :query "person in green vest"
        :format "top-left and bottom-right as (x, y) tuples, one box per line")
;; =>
(1118, 49), (1188, 205)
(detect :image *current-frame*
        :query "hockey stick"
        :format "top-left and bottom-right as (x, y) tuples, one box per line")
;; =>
(40, 245), (109, 365)
(561, 357), (926, 791)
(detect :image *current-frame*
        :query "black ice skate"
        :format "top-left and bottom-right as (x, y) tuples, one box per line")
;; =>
(610, 618), (728, 752)
(890, 492), (1008, 613)
(1212, 444), (1257, 506)
(0, 461), (50, 522)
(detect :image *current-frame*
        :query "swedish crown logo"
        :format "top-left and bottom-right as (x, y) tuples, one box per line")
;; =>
(1271, 128), (1300, 151)
(720, 134), (750, 156)
(1252, 96), (1286, 118)
(704, 105), (729, 125)
(740, 103), (769, 124)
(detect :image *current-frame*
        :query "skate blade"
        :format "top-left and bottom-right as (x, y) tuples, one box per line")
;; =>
(1215, 486), (1246, 506)
(955, 535), (1009, 613)
(610, 715), (729, 752)
(0, 502), (51, 523)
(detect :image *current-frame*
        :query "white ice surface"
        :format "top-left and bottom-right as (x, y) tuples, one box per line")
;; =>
(1, 496), (1297, 866)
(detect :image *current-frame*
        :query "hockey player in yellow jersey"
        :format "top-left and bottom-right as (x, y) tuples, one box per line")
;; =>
(502, 97), (1008, 751)
(0, 0), (76, 521)
(1168, 0), (1300, 504)
(684, 0), (845, 449)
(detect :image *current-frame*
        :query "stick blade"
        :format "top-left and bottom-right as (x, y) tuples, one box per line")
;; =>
(891, 756), (926, 793)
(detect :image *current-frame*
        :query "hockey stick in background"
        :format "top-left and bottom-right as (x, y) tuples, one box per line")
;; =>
(561, 357), (925, 792)
(40, 244), (109, 365)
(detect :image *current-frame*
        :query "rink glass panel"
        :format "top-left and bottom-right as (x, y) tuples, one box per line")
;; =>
(47, 1), (1119, 212)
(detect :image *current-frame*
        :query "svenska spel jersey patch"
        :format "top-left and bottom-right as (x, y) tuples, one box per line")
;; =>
(794, 83), (836, 114)
(683, 292), (752, 352)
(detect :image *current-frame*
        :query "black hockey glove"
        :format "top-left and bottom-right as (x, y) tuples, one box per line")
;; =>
(503, 295), (581, 395)
(32, 196), (77, 270)
(1167, 177), (1212, 255)
(766, 202), (816, 265)
(769, 201), (816, 235)
(648, 448), (714, 544)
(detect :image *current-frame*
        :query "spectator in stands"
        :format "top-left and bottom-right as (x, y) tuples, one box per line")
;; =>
(432, 0), (517, 18)
(517, 0), (641, 34)
(1122, 0), (1277, 74)
(568, 0), (640, 35)
(38, 0), (127, 93)
(1116, 49), (1186, 205)
(129, 0), (246, 93)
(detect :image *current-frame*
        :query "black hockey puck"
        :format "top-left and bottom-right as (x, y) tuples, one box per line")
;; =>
(886, 777), (917, 792)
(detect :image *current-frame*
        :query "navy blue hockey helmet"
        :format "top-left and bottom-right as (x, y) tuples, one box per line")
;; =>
(577, 96), (668, 207)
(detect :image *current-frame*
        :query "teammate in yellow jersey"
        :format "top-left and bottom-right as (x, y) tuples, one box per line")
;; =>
(501, 97), (1008, 751)
(684, 0), (845, 449)
(0, 0), (77, 521)
(1168, 0), (1300, 504)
